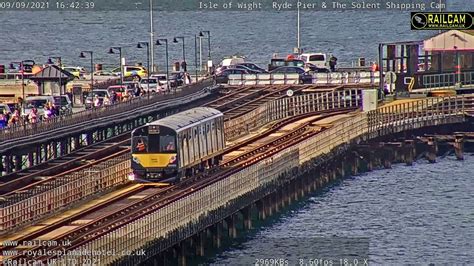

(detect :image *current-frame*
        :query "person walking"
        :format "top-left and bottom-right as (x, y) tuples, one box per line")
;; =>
(93, 95), (101, 108)
(103, 95), (111, 106)
(329, 54), (338, 72)
(28, 108), (38, 124)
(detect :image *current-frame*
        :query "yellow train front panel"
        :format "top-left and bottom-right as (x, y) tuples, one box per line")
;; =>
(132, 153), (177, 168)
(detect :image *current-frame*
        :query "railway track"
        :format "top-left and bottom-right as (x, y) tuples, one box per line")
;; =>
(2, 109), (356, 263)
(0, 133), (130, 196)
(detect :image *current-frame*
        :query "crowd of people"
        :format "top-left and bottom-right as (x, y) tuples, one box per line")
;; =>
(0, 98), (62, 130)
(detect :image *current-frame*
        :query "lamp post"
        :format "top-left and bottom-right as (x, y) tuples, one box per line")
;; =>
(156, 39), (170, 93)
(199, 31), (211, 72)
(149, 0), (155, 72)
(137, 42), (151, 99)
(173, 37), (186, 72)
(194, 34), (198, 82)
(9, 61), (26, 102)
(79, 51), (94, 91)
(47, 56), (63, 95)
(108, 47), (123, 85)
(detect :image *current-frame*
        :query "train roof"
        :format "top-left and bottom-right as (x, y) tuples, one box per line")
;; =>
(148, 107), (222, 132)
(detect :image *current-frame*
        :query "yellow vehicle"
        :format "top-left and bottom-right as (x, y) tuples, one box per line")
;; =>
(130, 107), (225, 183)
(62, 66), (87, 78)
(112, 65), (148, 79)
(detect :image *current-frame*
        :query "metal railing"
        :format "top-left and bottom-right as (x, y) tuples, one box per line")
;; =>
(227, 71), (380, 86)
(224, 88), (362, 140)
(420, 71), (474, 91)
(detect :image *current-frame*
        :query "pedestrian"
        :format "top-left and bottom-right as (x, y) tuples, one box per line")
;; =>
(93, 95), (101, 108)
(9, 110), (20, 126)
(110, 91), (117, 104)
(44, 106), (52, 120)
(181, 61), (187, 72)
(0, 114), (7, 129)
(28, 108), (38, 123)
(184, 72), (191, 85)
(329, 54), (338, 72)
(103, 95), (111, 106)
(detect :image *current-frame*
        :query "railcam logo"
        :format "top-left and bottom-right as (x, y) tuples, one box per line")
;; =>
(411, 12), (474, 30)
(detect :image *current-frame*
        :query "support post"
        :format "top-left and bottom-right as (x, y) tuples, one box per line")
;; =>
(242, 206), (252, 230)
(226, 214), (237, 238)
(426, 137), (437, 163)
(404, 140), (415, 166)
(454, 134), (464, 160)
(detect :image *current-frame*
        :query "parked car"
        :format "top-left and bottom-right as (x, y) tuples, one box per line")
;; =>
(22, 95), (55, 117)
(53, 95), (73, 115)
(237, 63), (267, 73)
(62, 66), (87, 79)
(0, 103), (12, 114)
(305, 63), (330, 73)
(216, 56), (245, 73)
(270, 66), (313, 84)
(268, 58), (305, 72)
(215, 68), (248, 84)
(112, 65), (148, 79)
(94, 70), (117, 76)
(228, 64), (263, 74)
(85, 90), (110, 109)
(150, 74), (171, 89)
(139, 78), (163, 93)
(107, 85), (128, 100)
(169, 72), (185, 87)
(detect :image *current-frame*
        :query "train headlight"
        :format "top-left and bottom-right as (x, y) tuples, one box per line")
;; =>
(169, 156), (177, 164)
(127, 173), (136, 181)
(132, 156), (141, 164)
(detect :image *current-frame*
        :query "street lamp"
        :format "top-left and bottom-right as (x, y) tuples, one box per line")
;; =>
(137, 41), (151, 99)
(9, 61), (26, 102)
(199, 31), (211, 72)
(108, 47), (123, 85)
(79, 51), (94, 91)
(156, 39), (170, 93)
(47, 56), (63, 95)
(173, 37), (186, 72)
(194, 34), (198, 82)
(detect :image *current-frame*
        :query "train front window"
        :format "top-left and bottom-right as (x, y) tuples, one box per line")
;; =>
(160, 135), (176, 152)
(132, 136), (148, 153)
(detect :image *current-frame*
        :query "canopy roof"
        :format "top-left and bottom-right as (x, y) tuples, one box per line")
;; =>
(424, 30), (474, 51)
(30, 65), (75, 80)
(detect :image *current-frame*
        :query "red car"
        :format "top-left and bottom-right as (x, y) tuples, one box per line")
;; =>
(107, 85), (127, 100)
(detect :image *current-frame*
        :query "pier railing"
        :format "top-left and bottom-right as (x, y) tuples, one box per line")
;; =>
(50, 94), (472, 265)
(224, 88), (362, 140)
(227, 71), (380, 86)
(418, 71), (474, 91)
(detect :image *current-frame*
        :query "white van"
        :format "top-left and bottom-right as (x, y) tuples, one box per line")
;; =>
(219, 56), (245, 67)
(299, 53), (328, 69)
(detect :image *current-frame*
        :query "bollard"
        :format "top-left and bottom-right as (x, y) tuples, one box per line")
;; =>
(454, 134), (464, 160)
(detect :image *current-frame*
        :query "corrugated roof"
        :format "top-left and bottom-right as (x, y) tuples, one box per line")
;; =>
(149, 107), (222, 132)
(30, 65), (74, 79)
